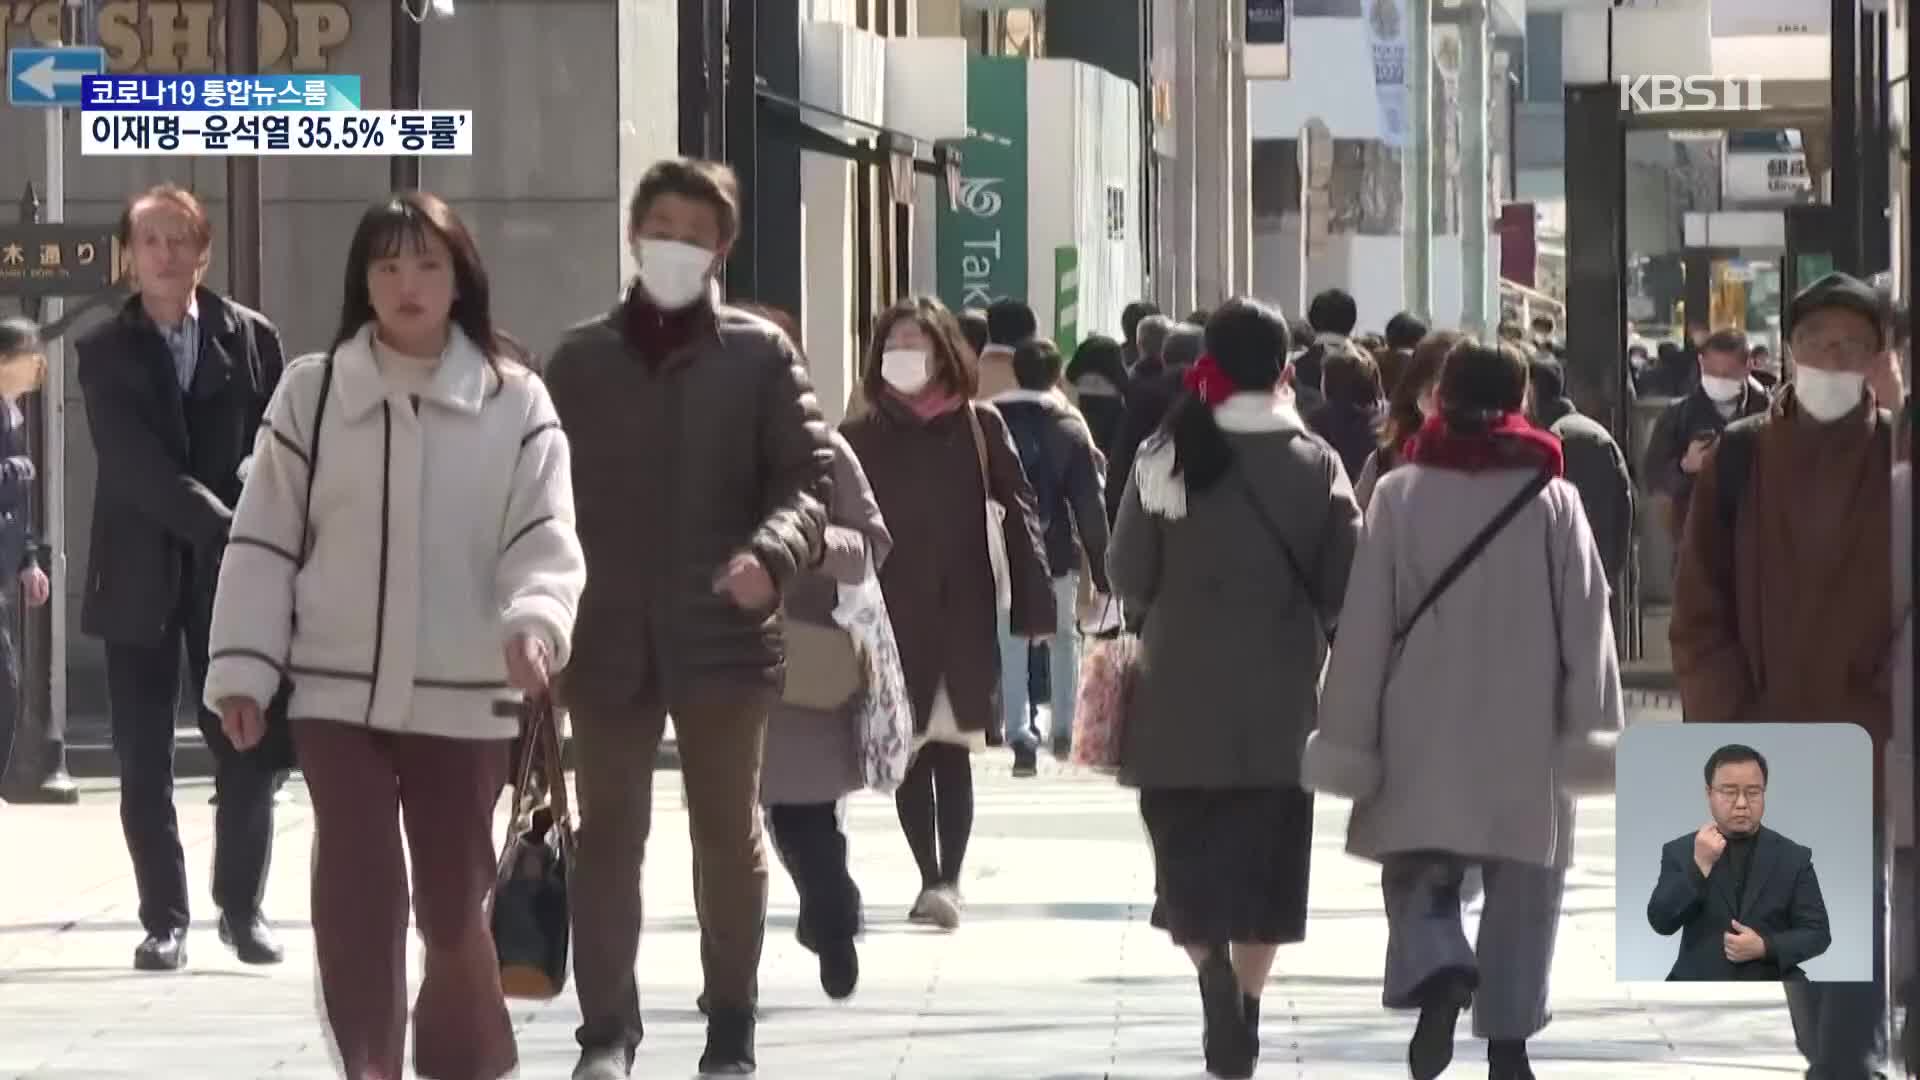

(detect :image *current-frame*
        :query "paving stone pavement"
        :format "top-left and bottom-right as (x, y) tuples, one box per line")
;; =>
(0, 712), (1815, 1079)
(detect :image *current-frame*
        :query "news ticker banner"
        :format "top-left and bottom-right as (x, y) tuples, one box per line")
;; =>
(75, 75), (469, 157)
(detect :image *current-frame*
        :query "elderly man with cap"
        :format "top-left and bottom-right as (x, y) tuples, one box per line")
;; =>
(0, 317), (57, 803)
(1671, 271), (1898, 1079)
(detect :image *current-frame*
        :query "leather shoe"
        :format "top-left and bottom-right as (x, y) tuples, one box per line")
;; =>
(133, 929), (187, 972)
(219, 913), (285, 965)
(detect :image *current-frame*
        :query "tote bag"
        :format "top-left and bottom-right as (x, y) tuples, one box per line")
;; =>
(832, 568), (913, 793)
(1070, 598), (1139, 773)
(490, 695), (574, 999)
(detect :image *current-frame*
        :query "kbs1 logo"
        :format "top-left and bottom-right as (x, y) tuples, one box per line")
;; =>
(1618, 76), (1767, 113)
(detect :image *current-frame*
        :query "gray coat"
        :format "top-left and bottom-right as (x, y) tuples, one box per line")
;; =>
(1302, 464), (1625, 870)
(1107, 394), (1362, 790)
(1539, 397), (1635, 586)
(761, 431), (894, 806)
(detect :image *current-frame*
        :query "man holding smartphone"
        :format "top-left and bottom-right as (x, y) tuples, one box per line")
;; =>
(1643, 328), (1770, 547)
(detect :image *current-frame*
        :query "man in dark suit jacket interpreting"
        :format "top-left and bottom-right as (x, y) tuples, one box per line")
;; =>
(1647, 743), (1831, 981)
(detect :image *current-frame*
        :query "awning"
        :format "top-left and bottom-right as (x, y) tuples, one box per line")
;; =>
(756, 85), (962, 190)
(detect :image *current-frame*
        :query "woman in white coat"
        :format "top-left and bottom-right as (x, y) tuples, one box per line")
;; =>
(205, 192), (585, 1080)
(1303, 339), (1622, 1080)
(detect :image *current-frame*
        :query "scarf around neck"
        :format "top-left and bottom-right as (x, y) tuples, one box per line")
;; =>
(889, 385), (965, 422)
(1404, 411), (1564, 477)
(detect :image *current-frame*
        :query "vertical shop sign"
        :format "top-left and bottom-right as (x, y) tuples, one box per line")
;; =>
(939, 56), (1028, 312)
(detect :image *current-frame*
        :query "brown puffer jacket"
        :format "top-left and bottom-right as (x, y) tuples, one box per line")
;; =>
(544, 300), (835, 707)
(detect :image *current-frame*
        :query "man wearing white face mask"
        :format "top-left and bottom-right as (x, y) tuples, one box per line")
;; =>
(1642, 328), (1769, 548)
(545, 158), (836, 1080)
(1671, 272), (1897, 1080)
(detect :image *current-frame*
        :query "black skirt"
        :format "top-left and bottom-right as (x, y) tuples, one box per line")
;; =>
(1138, 785), (1315, 947)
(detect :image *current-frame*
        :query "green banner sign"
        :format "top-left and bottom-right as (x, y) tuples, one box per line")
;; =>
(1053, 246), (1080, 355)
(938, 56), (1028, 315)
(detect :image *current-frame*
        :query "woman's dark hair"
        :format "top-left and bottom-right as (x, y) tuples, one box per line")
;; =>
(1065, 334), (1129, 391)
(1380, 329), (1466, 451)
(863, 295), (980, 401)
(334, 192), (522, 386)
(1437, 339), (1530, 433)
(1321, 339), (1384, 408)
(1156, 297), (1290, 495)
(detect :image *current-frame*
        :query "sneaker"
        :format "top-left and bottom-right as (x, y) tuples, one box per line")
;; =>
(698, 1005), (756, 1075)
(1011, 745), (1038, 778)
(921, 884), (962, 930)
(571, 1045), (632, 1080)
(818, 938), (859, 1000)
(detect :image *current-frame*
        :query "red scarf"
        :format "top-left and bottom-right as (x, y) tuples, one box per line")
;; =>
(620, 286), (707, 367)
(1404, 411), (1564, 477)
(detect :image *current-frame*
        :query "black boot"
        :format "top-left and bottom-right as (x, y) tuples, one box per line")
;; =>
(1487, 1038), (1534, 1080)
(1408, 966), (1476, 1080)
(1199, 949), (1254, 1079)
(698, 1005), (756, 1075)
(1244, 994), (1262, 1063)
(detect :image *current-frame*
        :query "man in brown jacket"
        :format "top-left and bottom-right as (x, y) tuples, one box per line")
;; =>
(546, 159), (835, 1080)
(1671, 271), (1896, 1080)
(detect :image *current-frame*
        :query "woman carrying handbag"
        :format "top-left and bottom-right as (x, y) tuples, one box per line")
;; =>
(205, 192), (586, 1080)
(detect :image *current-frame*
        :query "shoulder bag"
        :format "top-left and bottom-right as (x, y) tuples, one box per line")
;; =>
(1393, 469), (1552, 647)
(966, 404), (1013, 614)
(1233, 469), (1333, 645)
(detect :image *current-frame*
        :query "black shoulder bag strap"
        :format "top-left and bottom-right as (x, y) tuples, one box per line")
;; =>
(1233, 469), (1330, 644)
(297, 355), (335, 569)
(1392, 469), (1552, 646)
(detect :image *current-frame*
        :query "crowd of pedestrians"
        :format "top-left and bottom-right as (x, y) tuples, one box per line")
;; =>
(0, 156), (1911, 1080)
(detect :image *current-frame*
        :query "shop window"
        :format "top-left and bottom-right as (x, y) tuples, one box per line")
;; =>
(977, 9), (1045, 57)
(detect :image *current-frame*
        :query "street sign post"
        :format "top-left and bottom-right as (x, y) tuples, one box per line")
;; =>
(6, 46), (106, 108)
(0, 223), (117, 297)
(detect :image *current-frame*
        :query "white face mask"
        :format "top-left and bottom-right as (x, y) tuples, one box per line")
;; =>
(1699, 373), (1745, 403)
(633, 238), (715, 310)
(1794, 366), (1866, 423)
(880, 349), (931, 395)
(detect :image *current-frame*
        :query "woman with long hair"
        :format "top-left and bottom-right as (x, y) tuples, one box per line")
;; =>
(205, 192), (586, 1080)
(1305, 339), (1621, 1080)
(1353, 329), (1465, 507)
(1108, 298), (1362, 1078)
(839, 296), (1053, 930)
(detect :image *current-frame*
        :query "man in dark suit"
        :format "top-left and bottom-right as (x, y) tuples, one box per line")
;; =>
(76, 184), (287, 972)
(1647, 743), (1831, 981)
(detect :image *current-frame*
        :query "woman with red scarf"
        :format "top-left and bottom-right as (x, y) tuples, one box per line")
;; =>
(1108, 298), (1362, 1079)
(1303, 339), (1623, 1080)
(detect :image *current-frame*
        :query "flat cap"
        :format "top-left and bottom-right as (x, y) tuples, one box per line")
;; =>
(1787, 272), (1892, 346)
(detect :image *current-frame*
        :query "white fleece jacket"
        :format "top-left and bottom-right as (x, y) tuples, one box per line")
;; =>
(204, 324), (586, 741)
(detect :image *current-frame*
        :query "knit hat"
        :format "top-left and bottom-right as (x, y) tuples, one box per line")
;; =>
(1787, 272), (1893, 347)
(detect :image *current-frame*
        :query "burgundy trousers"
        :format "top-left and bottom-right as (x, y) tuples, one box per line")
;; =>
(293, 717), (516, 1080)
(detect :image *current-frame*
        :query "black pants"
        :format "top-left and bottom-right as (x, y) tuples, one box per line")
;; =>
(106, 570), (276, 936)
(767, 802), (862, 949)
(1785, 825), (1889, 1079)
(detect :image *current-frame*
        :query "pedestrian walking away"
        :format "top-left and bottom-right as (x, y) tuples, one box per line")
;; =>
(204, 191), (585, 1080)
(840, 295), (1053, 934)
(1305, 338), (1623, 1080)
(1108, 298), (1362, 1079)
(0, 317), (52, 801)
(992, 337), (1111, 772)
(544, 157), (836, 1080)
(75, 183), (289, 974)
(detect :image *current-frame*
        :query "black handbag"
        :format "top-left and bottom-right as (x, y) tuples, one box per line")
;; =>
(490, 694), (574, 999)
